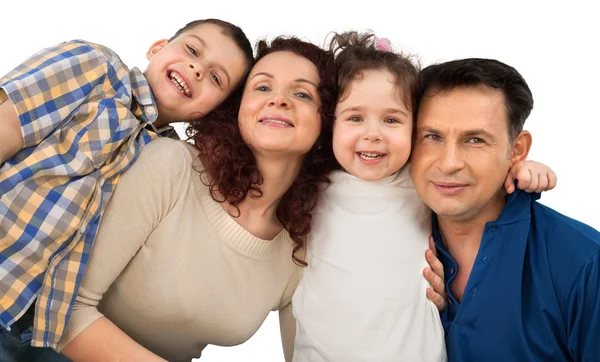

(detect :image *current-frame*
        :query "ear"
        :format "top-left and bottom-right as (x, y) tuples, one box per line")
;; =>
(510, 130), (532, 163)
(146, 39), (169, 61)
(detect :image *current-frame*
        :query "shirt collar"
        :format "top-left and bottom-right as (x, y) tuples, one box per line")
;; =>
(129, 67), (158, 123)
(432, 186), (541, 251)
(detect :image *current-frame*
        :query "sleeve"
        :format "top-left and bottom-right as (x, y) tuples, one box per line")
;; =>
(57, 138), (190, 350)
(566, 250), (600, 362)
(0, 40), (110, 148)
(279, 302), (297, 362)
(278, 262), (304, 362)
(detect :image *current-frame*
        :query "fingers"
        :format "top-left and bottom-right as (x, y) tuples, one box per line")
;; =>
(426, 286), (447, 312)
(534, 171), (548, 193)
(428, 235), (437, 258)
(547, 170), (557, 190)
(504, 172), (516, 194)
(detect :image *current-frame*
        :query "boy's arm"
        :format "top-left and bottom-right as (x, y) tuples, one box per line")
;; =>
(0, 89), (22, 163)
(0, 41), (110, 156)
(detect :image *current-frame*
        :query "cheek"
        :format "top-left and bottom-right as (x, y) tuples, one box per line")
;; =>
(332, 126), (358, 154)
(388, 131), (413, 155)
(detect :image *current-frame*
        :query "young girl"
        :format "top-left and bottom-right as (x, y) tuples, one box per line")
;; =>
(291, 32), (556, 362)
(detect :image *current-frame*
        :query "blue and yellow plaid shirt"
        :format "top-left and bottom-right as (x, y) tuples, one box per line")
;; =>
(0, 40), (167, 348)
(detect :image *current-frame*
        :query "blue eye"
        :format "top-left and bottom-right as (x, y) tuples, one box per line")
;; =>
(186, 45), (198, 56)
(295, 92), (312, 100)
(467, 137), (484, 144)
(425, 134), (442, 141)
(210, 72), (222, 87)
(256, 85), (270, 92)
(384, 118), (400, 124)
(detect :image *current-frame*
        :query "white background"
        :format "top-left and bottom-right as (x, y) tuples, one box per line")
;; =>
(2, 1), (598, 361)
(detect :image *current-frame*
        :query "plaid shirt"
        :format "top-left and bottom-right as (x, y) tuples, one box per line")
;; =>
(0, 40), (168, 348)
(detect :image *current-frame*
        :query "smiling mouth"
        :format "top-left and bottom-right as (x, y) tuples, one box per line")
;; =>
(357, 152), (385, 160)
(168, 71), (191, 98)
(259, 119), (294, 127)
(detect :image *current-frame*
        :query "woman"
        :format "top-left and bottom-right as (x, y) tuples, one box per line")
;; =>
(56, 37), (337, 362)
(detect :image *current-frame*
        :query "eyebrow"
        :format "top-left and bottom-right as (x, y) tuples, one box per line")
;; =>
(338, 106), (409, 118)
(188, 35), (231, 88)
(463, 128), (496, 140)
(250, 72), (318, 89)
(417, 126), (497, 140)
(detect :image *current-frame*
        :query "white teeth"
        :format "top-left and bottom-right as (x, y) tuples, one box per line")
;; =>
(358, 152), (384, 160)
(169, 72), (191, 97)
(261, 119), (291, 126)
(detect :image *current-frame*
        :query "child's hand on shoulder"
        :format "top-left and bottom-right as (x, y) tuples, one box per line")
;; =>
(505, 160), (557, 194)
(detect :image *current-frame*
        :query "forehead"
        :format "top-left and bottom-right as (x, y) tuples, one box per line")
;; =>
(337, 70), (409, 112)
(250, 51), (319, 84)
(180, 24), (247, 72)
(417, 85), (508, 133)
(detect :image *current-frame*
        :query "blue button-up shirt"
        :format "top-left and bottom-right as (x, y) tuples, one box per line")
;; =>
(433, 190), (600, 362)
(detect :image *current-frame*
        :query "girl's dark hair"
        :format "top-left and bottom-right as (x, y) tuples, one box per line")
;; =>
(187, 36), (337, 266)
(329, 31), (420, 114)
(169, 18), (254, 87)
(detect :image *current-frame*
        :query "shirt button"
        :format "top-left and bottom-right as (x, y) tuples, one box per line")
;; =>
(472, 287), (478, 296)
(448, 299), (453, 305)
(483, 254), (488, 262)
(491, 226), (499, 232)
(80, 223), (88, 234)
(450, 267), (456, 275)
(145, 105), (156, 115)
(99, 179), (105, 187)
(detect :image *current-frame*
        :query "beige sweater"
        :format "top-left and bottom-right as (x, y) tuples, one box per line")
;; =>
(58, 137), (302, 362)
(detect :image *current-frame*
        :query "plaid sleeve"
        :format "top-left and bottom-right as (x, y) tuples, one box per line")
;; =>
(0, 40), (110, 148)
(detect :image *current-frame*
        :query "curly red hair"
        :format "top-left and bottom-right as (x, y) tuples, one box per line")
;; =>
(187, 36), (338, 266)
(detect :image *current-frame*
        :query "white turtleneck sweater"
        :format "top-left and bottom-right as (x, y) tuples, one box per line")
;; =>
(57, 137), (302, 362)
(292, 167), (446, 362)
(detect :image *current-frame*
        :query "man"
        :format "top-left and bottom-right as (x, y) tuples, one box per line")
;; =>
(410, 58), (600, 361)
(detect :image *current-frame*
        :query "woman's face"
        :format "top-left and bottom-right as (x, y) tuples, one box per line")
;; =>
(238, 51), (322, 159)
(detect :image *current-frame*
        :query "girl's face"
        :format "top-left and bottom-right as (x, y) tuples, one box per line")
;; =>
(333, 69), (413, 181)
(238, 51), (322, 159)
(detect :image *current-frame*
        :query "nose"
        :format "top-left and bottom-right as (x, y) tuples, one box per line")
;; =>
(363, 120), (382, 142)
(438, 143), (465, 175)
(268, 92), (291, 109)
(188, 63), (204, 80)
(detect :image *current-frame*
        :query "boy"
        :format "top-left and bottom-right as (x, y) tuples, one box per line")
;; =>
(0, 18), (252, 356)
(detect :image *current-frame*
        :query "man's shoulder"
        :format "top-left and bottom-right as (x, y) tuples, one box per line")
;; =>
(532, 201), (600, 248)
(530, 201), (600, 294)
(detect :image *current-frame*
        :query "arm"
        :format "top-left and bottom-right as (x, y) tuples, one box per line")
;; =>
(279, 302), (297, 362)
(504, 160), (557, 194)
(58, 138), (187, 361)
(61, 317), (167, 362)
(566, 250), (600, 362)
(0, 41), (111, 160)
(0, 89), (22, 163)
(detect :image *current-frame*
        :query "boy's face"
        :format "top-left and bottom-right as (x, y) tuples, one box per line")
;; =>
(333, 70), (413, 181)
(144, 23), (247, 125)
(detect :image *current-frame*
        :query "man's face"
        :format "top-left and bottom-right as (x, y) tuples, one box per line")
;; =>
(410, 85), (516, 222)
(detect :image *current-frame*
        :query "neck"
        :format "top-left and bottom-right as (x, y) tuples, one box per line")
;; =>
(438, 191), (506, 259)
(236, 153), (303, 222)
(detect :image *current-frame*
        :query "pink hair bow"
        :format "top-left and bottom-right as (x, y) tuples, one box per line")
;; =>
(375, 37), (392, 52)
